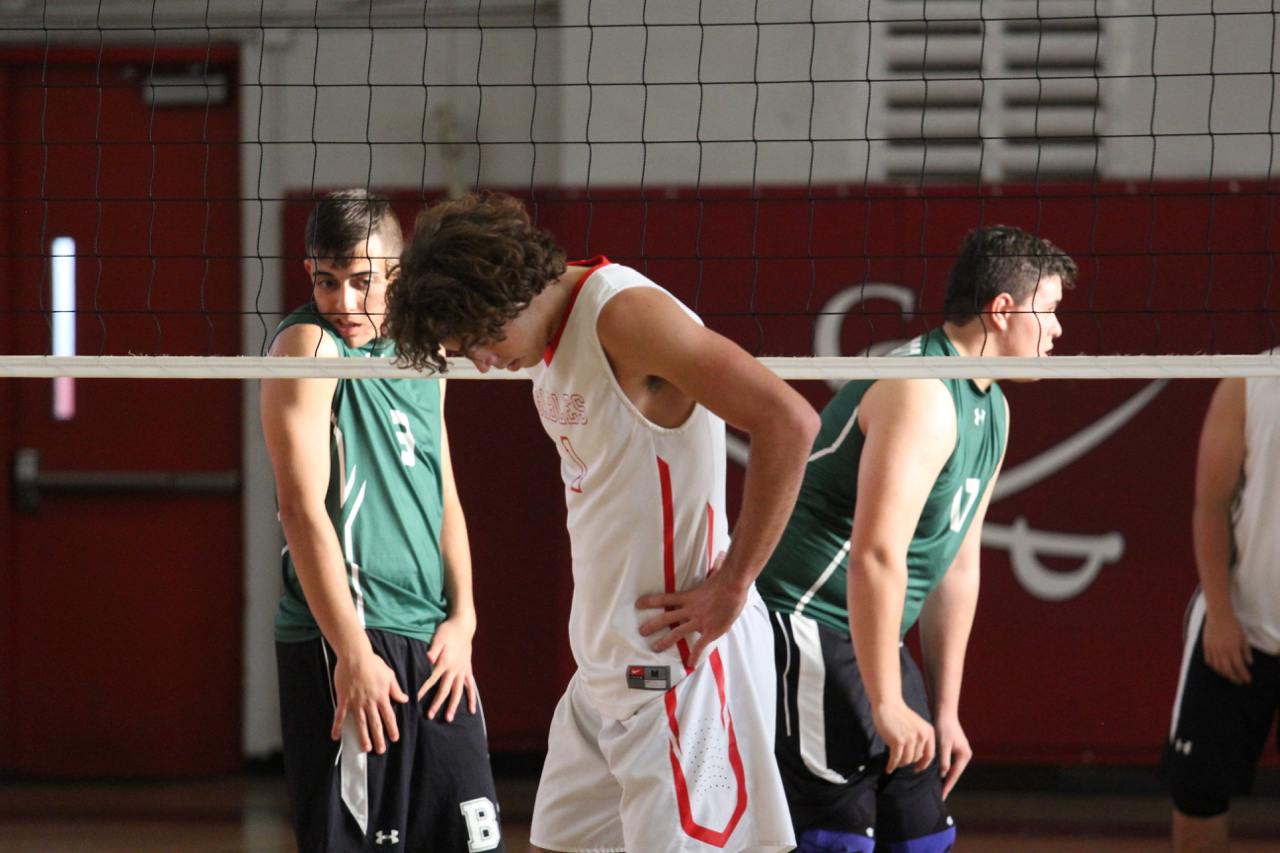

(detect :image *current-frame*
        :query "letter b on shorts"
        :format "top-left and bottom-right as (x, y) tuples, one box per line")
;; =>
(460, 797), (501, 852)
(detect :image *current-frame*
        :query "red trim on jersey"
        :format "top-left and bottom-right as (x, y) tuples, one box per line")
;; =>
(664, 649), (749, 848)
(707, 504), (715, 573)
(658, 456), (676, 593)
(657, 456), (694, 669)
(543, 256), (610, 366)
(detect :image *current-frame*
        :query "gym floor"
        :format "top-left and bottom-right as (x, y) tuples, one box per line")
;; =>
(2, 768), (1279, 853)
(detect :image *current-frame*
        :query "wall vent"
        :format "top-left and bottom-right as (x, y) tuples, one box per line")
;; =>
(868, 0), (1103, 183)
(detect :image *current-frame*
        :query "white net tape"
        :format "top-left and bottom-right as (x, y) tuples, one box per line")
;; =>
(3, 354), (1278, 381)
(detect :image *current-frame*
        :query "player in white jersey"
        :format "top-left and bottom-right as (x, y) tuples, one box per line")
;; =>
(385, 194), (820, 853)
(1164, 375), (1280, 853)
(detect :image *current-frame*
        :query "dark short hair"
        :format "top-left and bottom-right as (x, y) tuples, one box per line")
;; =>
(943, 225), (1077, 325)
(305, 188), (403, 261)
(384, 193), (567, 373)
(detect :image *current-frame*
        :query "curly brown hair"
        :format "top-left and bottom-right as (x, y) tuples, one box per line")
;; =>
(384, 193), (567, 373)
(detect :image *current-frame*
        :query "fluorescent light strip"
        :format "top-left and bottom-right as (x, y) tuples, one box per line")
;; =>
(51, 237), (75, 420)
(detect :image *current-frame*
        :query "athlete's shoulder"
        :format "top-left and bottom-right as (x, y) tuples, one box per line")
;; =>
(269, 321), (340, 359)
(590, 259), (648, 284)
(863, 330), (956, 413)
(275, 302), (326, 333)
(884, 328), (951, 358)
(270, 303), (341, 358)
(588, 262), (668, 301)
(862, 375), (954, 417)
(856, 377), (957, 456)
(594, 264), (699, 328)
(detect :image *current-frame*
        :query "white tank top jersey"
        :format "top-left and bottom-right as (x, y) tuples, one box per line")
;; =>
(526, 258), (731, 719)
(1232, 376), (1280, 655)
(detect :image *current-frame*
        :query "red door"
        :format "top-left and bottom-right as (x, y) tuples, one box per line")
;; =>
(0, 47), (243, 775)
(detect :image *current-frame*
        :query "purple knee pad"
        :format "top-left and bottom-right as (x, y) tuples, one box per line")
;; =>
(879, 825), (957, 853)
(796, 828), (877, 853)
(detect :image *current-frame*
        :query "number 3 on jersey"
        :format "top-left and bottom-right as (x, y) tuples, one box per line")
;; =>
(390, 409), (415, 467)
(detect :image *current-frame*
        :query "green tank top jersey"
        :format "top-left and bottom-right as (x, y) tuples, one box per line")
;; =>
(757, 328), (1006, 638)
(273, 304), (449, 644)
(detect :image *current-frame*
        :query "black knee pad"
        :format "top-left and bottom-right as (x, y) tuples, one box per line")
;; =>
(1172, 785), (1229, 819)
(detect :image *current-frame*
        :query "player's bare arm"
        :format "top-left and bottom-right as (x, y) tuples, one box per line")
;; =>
(848, 377), (957, 775)
(608, 287), (821, 666)
(418, 379), (480, 722)
(1193, 377), (1252, 686)
(919, 524), (979, 800)
(919, 401), (1005, 798)
(262, 322), (409, 754)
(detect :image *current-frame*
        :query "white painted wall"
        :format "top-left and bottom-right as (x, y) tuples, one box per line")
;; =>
(3, 0), (1274, 758)
(1106, 0), (1280, 179)
(552, 0), (873, 186)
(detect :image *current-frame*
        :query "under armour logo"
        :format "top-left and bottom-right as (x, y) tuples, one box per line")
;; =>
(974, 408), (986, 426)
(375, 830), (400, 845)
(1174, 738), (1192, 755)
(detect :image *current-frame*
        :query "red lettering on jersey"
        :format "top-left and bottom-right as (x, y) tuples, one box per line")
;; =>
(536, 389), (589, 426)
(565, 394), (588, 425)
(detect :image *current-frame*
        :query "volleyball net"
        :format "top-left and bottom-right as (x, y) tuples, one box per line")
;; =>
(0, 1), (1276, 381)
(6, 0), (1280, 770)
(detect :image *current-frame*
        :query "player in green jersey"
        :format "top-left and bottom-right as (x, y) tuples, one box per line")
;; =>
(261, 190), (502, 853)
(757, 225), (1075, 853)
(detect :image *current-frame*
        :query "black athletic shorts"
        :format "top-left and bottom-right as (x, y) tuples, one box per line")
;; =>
(771, 610), (954, 846)
(277, 629), (505, 853)
(1162, 602), (1280, 814)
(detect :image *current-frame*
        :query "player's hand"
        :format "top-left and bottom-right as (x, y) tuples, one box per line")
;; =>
(332, 649), (409, 754)
(418, 614), (478, 722)
(636, 551), (747, 667)
(933, 712), (971, 799)
(872, 699), (936, 775)
(1203, 608), (1253, 686)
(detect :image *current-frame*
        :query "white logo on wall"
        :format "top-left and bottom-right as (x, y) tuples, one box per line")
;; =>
(725, 283), (1160, 602)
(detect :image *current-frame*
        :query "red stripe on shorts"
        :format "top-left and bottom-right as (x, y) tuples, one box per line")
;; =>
(664, 648), (749, 848)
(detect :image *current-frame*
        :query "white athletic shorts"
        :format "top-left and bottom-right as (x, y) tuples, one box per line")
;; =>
(529, 595), (795, 853)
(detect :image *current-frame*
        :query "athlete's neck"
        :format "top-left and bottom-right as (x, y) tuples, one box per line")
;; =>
(534, 265), (591, 347)
(941, 321), (996, 392)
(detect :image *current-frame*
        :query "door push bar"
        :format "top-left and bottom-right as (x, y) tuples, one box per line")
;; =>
(11, 447), (240, 513)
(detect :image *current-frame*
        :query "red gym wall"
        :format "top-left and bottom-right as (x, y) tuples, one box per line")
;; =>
(285, 182), (1280, 766)
(0, 47), (243, 775)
